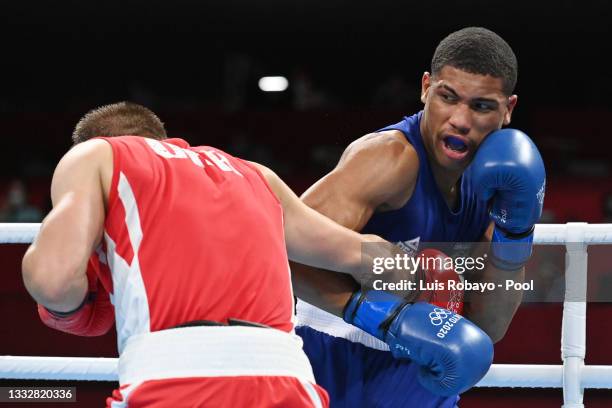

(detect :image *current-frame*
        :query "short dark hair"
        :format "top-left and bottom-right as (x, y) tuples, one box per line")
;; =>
(431, 27), (518, 95)
(72, 102), (167, 144)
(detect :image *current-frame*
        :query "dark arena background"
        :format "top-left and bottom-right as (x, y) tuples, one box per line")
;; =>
(1, 1), (612, 406)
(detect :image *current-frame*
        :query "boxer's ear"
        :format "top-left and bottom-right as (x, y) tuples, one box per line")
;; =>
(421, 72), (432, 104)
(503, 95), (518, 125)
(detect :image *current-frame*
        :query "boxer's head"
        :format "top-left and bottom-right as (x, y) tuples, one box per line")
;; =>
(72, 101), (167, 144)
(420, 27), (518, 171)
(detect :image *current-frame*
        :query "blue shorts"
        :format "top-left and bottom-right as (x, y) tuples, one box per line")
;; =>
(297, 325), (459, 408)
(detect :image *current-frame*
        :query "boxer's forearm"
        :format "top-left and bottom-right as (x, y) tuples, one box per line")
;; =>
(291, 261), (358, 317)
(463, 263), (524, 343)
(22, 209), (91, 312)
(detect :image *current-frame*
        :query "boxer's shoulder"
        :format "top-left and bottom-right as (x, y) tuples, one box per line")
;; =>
(335, 131), (418, 206)
(63, 138), (112, 164)
(345, 130), (413, 160)
(53, 139), (113, 194)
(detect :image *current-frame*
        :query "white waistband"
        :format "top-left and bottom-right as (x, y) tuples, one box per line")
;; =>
(295, 299), (389, 351)
(118, 326), (315, 385)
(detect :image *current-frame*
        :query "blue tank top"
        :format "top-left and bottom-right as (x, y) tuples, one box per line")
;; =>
(361, 111), (490, 250)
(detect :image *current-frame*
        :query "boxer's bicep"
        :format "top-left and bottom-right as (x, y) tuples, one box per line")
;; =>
(22, 140), (110, 312)
(47, 140), (109, 266)
(301, 132), (418, 230)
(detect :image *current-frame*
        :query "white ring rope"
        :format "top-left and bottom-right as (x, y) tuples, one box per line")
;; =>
(534, 223), (612, 245)
(4, 223), (612, 245)
(0, 356), (117, 381)
(0, 223), (41, 244)
(1, 223), (611, 401)
(1, 356), (612, 389)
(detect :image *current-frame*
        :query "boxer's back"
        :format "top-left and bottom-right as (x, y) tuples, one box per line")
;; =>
(97, 136), (293, 350)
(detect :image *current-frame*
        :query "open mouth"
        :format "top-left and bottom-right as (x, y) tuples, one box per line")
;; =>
(441, 136), (469, 160)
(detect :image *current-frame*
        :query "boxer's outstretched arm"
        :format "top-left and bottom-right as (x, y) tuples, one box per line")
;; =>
(254, 163), (381, 276)
(463, 222), (524, 343)
(22, 140), (111, 313)
(256, 131), (418, 316)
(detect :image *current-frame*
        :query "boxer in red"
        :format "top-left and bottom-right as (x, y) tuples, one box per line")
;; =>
(22, 102), (408, 407)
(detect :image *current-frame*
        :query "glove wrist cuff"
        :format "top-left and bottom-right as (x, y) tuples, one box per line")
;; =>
(342, 290), (365, 324)
(45, 292), (94, 318)
(496, 225), (535, 239)
(490, 226), (534, 271)
(342, 290), (404, 340)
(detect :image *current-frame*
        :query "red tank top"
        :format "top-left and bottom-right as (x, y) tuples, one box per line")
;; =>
(96, 136), (293, 351)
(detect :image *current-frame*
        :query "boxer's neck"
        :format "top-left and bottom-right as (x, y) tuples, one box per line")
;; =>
(430, 162), (462, 211)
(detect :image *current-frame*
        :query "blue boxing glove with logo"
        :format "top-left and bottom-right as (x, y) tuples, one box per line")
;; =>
(343, 290), (493, 396)
(470, 129), (546, 270)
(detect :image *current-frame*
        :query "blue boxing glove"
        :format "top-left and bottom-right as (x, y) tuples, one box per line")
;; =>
(343, 290), (493, 396)
(471, 129), (546, 270)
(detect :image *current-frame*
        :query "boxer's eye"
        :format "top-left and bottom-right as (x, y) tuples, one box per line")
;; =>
(472, 102), (495, 112)
(440, 93), (457, 103)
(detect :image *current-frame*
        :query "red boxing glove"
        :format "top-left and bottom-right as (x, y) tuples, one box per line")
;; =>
(38, 257), (114, 336)
(416, 248), (464, 315)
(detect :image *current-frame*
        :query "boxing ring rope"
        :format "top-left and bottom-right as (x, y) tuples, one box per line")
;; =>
(2, 223), (612, 407)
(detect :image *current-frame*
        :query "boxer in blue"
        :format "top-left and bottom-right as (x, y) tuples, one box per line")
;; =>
(292, 27), (546, 407)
